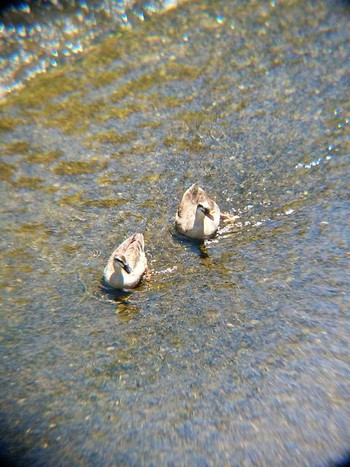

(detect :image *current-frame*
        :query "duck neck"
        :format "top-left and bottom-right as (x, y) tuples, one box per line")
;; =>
(194, 212), (206, 232)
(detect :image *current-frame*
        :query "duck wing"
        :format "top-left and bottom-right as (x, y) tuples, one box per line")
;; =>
(124, 233), (145, 269)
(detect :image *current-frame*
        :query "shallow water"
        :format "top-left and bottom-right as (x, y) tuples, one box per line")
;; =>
(1, 0), (350, 465)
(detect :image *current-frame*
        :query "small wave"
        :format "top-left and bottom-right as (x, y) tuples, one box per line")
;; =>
(0, 0), (185, 100)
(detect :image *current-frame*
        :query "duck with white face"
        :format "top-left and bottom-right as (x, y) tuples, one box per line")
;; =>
(197, 202), (215, 220)
(103, 233), (148, 289)
(175, 183), (221, 240)
(113, 255), (132, 274)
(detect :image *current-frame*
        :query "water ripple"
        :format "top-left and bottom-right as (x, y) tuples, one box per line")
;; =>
(0, 0), (185, 99)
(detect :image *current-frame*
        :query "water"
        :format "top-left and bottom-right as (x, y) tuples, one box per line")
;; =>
(1, 0), (350, 465)
(0, 0), (183, 97)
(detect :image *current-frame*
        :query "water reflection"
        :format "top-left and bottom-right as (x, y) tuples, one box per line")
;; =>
(0, 0), (185, 98)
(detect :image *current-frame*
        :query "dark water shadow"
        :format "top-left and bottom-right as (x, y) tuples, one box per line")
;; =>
(77, 271), (142, 314)
(99, 284), (143, 319)
(170, 228), (211, 259)
(99, 282), (134, 302)
(331, 451), (350, 467)
(0, 434), (31, 467)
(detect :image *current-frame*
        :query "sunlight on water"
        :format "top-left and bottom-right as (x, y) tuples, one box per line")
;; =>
(0, 0), (185, 99)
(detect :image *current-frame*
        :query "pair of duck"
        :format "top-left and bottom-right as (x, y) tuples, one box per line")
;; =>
(103, 183), (231, 290)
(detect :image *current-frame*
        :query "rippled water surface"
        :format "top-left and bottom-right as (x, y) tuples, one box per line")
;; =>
(1, 0), (350, 465)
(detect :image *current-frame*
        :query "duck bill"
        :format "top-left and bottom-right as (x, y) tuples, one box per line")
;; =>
(205, 210), (214, 221)
(123, 264), (132, 274)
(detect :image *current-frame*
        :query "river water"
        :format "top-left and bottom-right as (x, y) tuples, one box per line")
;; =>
(0, 0), (349, 465)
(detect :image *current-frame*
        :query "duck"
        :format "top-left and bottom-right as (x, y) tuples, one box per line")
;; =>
(175, 183), (221, 239)
(103, 233), (148, 289)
